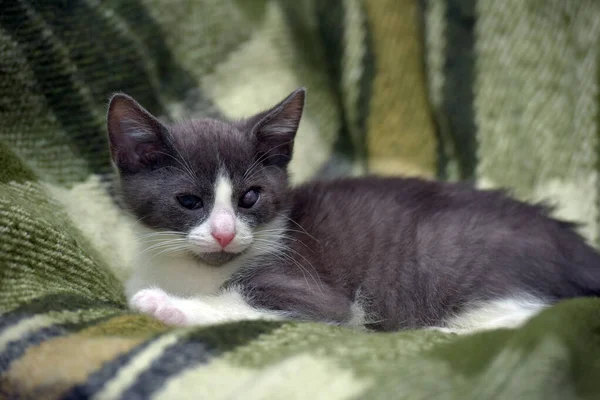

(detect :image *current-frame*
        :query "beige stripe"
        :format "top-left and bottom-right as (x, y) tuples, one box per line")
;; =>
(363, 0), (437, 178)
(3, 333), (142, 400)
(0, 308), (123, 356)
(92, 331), (183, 400)
(0, 315), (55, 353)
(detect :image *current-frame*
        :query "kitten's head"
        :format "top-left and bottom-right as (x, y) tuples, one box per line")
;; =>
(107, 88), (305, 265)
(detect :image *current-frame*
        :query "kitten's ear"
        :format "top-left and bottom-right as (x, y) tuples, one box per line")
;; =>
(106, 93), (170, 174)
(249, 88), (305, 167)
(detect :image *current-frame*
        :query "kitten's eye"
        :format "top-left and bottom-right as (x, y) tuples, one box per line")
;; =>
(239, 189), (260, 209)
(177, 194), (203, 210)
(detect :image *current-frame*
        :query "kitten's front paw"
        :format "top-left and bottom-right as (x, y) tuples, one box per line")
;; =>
(130, 288), (188, 326)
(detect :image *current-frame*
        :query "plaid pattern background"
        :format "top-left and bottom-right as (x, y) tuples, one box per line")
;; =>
(1, 1), (600, 398)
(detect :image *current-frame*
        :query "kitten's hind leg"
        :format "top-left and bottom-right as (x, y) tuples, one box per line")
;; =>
(427, 296), (549, 335)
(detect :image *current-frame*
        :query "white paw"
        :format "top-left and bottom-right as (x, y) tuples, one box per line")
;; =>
(130, 288), (188, 326)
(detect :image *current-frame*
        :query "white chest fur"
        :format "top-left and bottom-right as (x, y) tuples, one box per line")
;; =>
(124, 216), (287, 300)
(125, 250), (243, 299)
(124, 232), (290, 327)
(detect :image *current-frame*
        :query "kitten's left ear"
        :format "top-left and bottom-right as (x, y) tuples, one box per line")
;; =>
(249, 88), (305, 167)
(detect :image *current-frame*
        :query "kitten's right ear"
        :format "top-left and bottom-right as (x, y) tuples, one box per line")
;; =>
(106, 93), (170, 174)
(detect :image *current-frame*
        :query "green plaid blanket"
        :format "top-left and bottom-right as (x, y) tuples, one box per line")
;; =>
(2, 0), (600, 398)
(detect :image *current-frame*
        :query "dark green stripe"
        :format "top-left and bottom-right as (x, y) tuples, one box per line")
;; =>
(314, 0), (345, 101)
(314, 0), (357, 169)
(186, 320), (285, 353)
(355, 3), (375, 168)
(596, 49), (600, 247)
(442, 0), (478, 181)
(0, 141), (36, 183)
(6, 293), (125, 317)
(120, 340), (212, 399)
(312, 0), (374, 179)
(233, 0), (268, 24)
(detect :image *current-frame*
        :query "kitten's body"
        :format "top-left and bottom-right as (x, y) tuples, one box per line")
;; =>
(108, 88), (600, 333)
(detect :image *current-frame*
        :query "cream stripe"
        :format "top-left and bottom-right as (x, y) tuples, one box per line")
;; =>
(92, 332), (184, 400)
(0, 315), (55, 354)
(153, 354), (370, 400)
(424, 0), (446, 110)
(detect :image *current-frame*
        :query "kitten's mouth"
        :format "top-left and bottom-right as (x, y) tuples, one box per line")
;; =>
(189, 250), (243, 266)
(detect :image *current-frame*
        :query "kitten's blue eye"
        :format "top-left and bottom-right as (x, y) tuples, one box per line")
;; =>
(239, 189), (260, 209)
(177, 194), (202, 210)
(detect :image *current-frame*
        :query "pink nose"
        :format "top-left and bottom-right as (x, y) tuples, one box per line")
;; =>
(212, 231), (235, 248)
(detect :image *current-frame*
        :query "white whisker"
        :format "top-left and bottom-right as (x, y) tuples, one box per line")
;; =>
(250, 243), (313, 291)
(251, 238), (324, 293)
(138, 238), (188, 256)
(275, 212), (320, 243)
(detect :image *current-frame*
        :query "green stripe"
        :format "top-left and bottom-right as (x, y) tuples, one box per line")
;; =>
(0, 142), (36, 184)
(419, 0), (455, 181)
(0, 182), (125, 312)
(355, 6), (375, 168)
(30, 0), (166, 116)
(441, 0), (478, 181)
(429, 298), (600, 397)
(0, 1), (110, 175)
(102, 0), (216, 112)
(315, 0), (356, 167)
(187, 320), (285, 353)
(278, 1), (353, 179)
(5, 293), (124, 318)
(310, 0), (374, 177)
(0, 25), (92, 185)
(597, 46), (600, 246)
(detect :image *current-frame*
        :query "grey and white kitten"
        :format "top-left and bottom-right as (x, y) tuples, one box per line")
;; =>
(107, 88), (600, 334)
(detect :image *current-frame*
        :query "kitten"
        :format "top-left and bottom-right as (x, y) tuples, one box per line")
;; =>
(107, 88), (600, 334)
